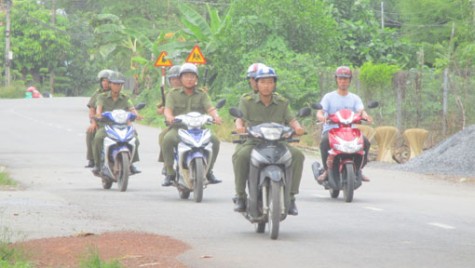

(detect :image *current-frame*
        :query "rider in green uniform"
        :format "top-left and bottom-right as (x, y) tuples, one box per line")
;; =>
(85, 69), (112, 168)
(91, 71), (142, 176)
(161, 63), (222, 186)
(232, 66), (305, 216)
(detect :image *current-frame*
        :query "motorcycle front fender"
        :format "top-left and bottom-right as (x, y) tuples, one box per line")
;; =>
(259, 165), (285, 184)
(112, 145), (131, 160)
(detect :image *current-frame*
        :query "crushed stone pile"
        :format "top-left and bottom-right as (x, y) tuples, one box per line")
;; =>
(396, 124), (475, 178)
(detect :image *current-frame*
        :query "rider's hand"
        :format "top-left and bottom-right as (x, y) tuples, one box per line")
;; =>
(294, 127), (305, 136)
(317, 113), (326, 123)
(213, 115), (222, 125)
(156, 106), (165, 115)
(87, 122), (97, 133)
(166, 116), (175, 125)
(135, 114), (144, 121)
(361, 113), (373, 124)
(235, 126), (246, 134)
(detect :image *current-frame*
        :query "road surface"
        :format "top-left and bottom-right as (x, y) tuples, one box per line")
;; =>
(0, 97), (474, 268)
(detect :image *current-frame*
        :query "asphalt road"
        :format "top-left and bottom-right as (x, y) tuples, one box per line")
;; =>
(1, 97), (474, 268)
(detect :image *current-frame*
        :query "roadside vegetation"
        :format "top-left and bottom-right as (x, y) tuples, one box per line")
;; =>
(1, 0), (474, 144)
(79, 248), (124, 268)
(0, 168), (16, 188)
(0, 227), (32, 268)
(0, 237), (125, 268)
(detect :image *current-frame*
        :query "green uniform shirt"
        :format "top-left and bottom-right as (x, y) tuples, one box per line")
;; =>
(87, 88), (107, 109)
(239, 93), (294, 126)
(165, 87), (212, 116)
(96, 91), (134, 112)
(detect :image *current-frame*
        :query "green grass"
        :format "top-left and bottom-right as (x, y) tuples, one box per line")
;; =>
(0, 169), (17, 187)
(79, 247), (124, 268)
(0, 83), (27, 99)
(0, 228), (32, 268)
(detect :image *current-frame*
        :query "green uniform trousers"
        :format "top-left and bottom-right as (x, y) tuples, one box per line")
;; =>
(232, 140), (305, 200)
(86, 129), (95, 161)
(162, 127), (220, 175)
(92, 127), (140, 168)
(157, 127), (170, 162)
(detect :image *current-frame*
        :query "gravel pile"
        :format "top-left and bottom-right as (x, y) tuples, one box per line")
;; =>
(396, 124), (475, 178)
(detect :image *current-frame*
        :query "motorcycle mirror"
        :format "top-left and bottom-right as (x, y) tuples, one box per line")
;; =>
(311, 103), (322, 110)
(229, 107), (243, 118)
(367, 101), (379, 109)
(297, 107), (312, 117)
(215, 99), (226, 109)
(135, 103), (146, 110)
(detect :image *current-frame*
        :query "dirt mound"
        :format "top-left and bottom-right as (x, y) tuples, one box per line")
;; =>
(12, 231), (190, 268)
(397, 124), (475, 178)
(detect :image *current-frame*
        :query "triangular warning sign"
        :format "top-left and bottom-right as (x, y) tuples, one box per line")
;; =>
(154, 51), (173, 67)
(185, 45), (206, 64)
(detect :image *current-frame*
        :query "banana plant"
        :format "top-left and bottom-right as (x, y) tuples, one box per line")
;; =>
(157, 3), (232, 62)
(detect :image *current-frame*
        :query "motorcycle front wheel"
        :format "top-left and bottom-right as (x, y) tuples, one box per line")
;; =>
(255, 222), (266, 233)
(101, 177), (112, 190)
(268, 181), (281, 240)
(329, 189), (340, 198)
(343, 164), (355, 202)
(192, 158), (205, 203)
(117, 152), (130, 192)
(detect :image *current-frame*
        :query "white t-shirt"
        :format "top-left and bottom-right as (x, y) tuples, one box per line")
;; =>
(320, 90), (364, 133)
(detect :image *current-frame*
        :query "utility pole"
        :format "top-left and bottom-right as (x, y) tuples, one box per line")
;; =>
(4, 0), (12, 87)
(381, 1), (384, 30)
(49, 0), (56, 94)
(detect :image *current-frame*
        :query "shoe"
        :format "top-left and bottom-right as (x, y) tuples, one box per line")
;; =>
(85, 160), (94, 168)
(130, 164), (141, 174)
(361, 173), (370, 182)
(162, 174), (175, 187)
(288, 199), (298, 216)
(161, 167), (166, 176)
(317, 170), (328, 184)
(91, 166), (100, 176)
(233, 196), (246, 212)
(206, 171), (222, 184)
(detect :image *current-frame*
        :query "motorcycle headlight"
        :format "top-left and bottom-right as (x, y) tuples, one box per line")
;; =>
(187, 116), (206, 128)
(334, 137), (363, 153)
(260, 127), (283, 141)
(110, 110), (128, 124)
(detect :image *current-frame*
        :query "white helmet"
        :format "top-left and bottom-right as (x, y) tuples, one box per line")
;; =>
(179, 63), (198, 77)
(246, 63), (266, 79)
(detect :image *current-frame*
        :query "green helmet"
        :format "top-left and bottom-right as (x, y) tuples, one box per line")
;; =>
(97, 69), (113, 81)
(109, 71), (126, 84)
(167, 65), (181, 80)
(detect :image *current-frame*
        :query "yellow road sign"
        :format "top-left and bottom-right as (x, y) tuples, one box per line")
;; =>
(154, 51), (173, 67)
(185, 45), (206, 64)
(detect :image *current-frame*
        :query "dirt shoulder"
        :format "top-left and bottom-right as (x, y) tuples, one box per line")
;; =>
(12, 231), (190, 268)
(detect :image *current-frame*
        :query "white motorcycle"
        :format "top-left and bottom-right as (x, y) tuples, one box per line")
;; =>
(97, 103), (144, 191)
(169, 99), (225, 202)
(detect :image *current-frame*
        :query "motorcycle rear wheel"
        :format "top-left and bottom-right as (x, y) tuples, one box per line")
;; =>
(192, 158), (205, 203)
(268, 181), (281, 240)
(117, 152), (130, 192)
(343, 164), (355, 202)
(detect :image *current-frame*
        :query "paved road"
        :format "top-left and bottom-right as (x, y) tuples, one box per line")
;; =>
(1, 97), (474, 268)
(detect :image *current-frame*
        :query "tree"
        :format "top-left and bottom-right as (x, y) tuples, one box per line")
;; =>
(0, 1), (71, 94)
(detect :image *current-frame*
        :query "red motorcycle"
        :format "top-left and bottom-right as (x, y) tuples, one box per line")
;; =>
(311, 101), (378, 202)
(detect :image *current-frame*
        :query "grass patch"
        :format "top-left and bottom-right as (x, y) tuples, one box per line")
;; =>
(0, 228), (32, 268)
(0, 168), (17, 187)
(0, 82), (27, 99)
(79, 247), (124, 268)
